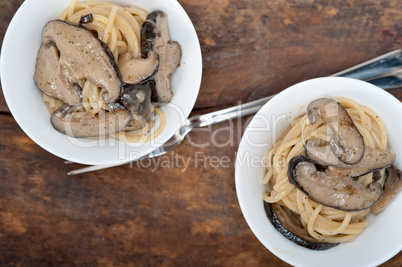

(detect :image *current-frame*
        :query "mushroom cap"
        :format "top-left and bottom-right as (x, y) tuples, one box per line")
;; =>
(140, 11), (182, 104)
(79, 14), (93, 24)
(34, 43), (82, 105)
(264, 201), (339, 250)
(305, 137), (395, 177)
(39, 20), (123, 106)
(288, 155), (383, 211)
(121, 81), (154, 128)
(307, 98), (365, 165)
(118, 51), (159, 85)
(51, 104), (131, 138)
(371, 165), (402, 215)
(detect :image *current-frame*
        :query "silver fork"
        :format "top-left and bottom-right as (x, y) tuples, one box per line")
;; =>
(68, 49), (402, 175)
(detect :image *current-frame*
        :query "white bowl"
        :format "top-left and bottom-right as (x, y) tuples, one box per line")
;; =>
(235, 77), (402, 267)
(1, 0), (202, 165)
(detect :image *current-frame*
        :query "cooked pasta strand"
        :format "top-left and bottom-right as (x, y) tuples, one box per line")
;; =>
(264, 97), (387, 243)
(43, 0), (167, 143)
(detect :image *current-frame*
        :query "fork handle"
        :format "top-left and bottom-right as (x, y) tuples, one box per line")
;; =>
(330, 49), (402, 82)
(188, 49), (402, 129)
(187, 95), (273, 128)
(67, 50), (402, 175)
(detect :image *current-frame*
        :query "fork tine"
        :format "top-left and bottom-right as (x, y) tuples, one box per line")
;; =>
(68, 50), (402, 175)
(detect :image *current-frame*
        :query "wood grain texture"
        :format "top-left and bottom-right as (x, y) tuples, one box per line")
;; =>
(0, 0), (24, 113)
(0, 0), (401, 266)
(0, 113), (290, 266)
(1, 0), (402, 112)
(183, 0), (402, 108)
(1, 107), (401, 266)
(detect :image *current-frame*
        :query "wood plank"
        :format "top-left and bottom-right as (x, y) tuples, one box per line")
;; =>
(1, 0), (401, 112)
(0, 0), (401, 265)
(0, 113), (292, 266)
(0, 0), (24, 113)
(0, 103), (402, 265)
(182, 0), (402, 108)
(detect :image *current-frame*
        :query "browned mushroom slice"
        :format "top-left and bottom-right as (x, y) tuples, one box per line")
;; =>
(288, 155), (383, 211)
(371, 165), (402, 215)
(305, 137), (395, 177)
(51, 104), (131, 137)
(141, 10), (182, 103)
(264, 202), (338, 250)
(307, 98), (365, 165)
(118, 51), (159, 84)
(121, 82), (154, 129)
(39, 20), (123, 106)
(79, 14), (93, 24)
(34, 43), (82, 105)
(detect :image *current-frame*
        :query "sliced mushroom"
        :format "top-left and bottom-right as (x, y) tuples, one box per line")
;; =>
(34, 43), (82, 105)
(305, 137), (395, 177)
(121, 81), (154, 129)
(118, 51), (159, 84)
(288, 155), (383, 211)
(38, 19), (123, 106)
(51, 104), (131, 137)
(371, 165), (402, 215)
(372, 170), (383, 182)
(79, 14), (93, 24)
(264, 202), (339, 250)
(307, 98), (365, 165)
(141, 10), (182, 103)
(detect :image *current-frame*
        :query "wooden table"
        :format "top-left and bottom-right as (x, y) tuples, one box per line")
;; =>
(0, 0), (401, 266)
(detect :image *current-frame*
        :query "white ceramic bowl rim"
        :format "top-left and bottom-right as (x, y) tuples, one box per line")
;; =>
(235, 77), (402, 267)
(1, 0), (202, 165)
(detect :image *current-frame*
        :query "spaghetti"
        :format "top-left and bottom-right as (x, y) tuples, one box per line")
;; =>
(43, 0), (166, 142)
(263, 97), (388, 243)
